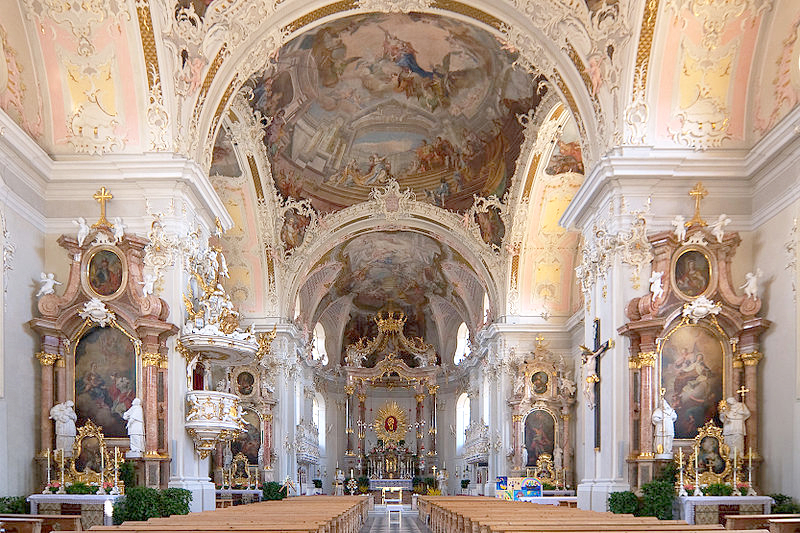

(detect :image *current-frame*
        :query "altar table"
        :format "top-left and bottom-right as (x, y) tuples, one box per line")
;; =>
(369, 478), (413, 491)
(28, 493), (123, 528)
(677, 495), (773, 525)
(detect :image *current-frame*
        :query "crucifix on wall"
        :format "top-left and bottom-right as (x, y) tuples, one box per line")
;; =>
(580, 318), (613, 450)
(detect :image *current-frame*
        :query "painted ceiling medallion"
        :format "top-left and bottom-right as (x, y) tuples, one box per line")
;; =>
(239, 12), (544, 213)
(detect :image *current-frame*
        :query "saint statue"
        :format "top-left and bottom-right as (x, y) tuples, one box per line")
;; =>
(123, 398), (145, 455)
(50, 401), (77, 456)
(652, 398), (677, 457)
(720, 396), (750, 455)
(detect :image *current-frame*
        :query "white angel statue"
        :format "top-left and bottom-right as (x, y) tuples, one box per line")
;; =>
(740, 268), (763, 299)
(36, 272), (61, 297)
(73, 217), (90, 247)
(649, 271), (664, 301)
(111, 217), (125, 243)
(671, 215), (686, 242)
(709, 214), (731, 243)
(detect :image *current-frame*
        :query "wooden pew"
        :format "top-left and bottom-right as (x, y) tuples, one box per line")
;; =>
(725, 514), (800, 530)
(0, 517), (44, 533)
(418, 496), (767, 533)
(769, 518), (800, 533)
(60, 496), (367, 533)
(0, 513), (83, 532)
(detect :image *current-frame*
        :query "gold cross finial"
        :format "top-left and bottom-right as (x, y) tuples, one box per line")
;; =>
(686, 182), (707, 228)
(737, 385), (750, 402)
(92, 187), (113, 228)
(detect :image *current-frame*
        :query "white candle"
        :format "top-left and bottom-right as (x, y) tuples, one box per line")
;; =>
(46, 449), (51, 485)
(114, 447), (118, 487)
(100, 449), (105, 487)
(60, 450), (65, 488)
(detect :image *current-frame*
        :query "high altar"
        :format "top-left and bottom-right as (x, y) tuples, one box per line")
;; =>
(340, 312), (441, 482)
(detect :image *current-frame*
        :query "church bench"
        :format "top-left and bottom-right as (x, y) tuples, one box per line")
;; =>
(769, 518), (800, 533)
(0, 517), (44, 533)
(0, 513), (83, 532)
(724, 514), (800, 530)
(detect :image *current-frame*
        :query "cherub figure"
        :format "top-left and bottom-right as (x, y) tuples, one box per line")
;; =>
(111, 217), (125, 243)
(649, 270), (664, 301)
(740, 268), (763, 299)
(36, 272), (61, 297)
(73, 217), (90, 247)
(672, 215), (686, 242)
(709, 214), (731, 243)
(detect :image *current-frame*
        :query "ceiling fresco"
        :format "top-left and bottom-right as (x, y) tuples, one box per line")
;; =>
(305, 230), (479, 363)
(242, 13), (545, 213)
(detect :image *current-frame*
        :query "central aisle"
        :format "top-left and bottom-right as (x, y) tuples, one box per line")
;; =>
(359, 510), (429, 532)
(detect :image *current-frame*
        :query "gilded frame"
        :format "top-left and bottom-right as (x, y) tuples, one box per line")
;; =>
(68, 420), (115, 484)
(523, 407), (559, 467)
(373, 401), (408, 444)
(71, 317), (142, 440)
(670, 245), (716, 301)
(658, 317), (728, 441)
(685, 421), (733, 485)
(81, 244), (128, 301)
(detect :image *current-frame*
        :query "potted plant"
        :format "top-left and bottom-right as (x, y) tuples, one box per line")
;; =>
(460, 479), (470, 491)
(312, 479), (322, 495)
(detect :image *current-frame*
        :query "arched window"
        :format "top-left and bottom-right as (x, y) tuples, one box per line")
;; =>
(453, 322), (470, 365)
(311, 322), (328, 365)
(456, 393), (470, 451)
(312, 393), (326, 452)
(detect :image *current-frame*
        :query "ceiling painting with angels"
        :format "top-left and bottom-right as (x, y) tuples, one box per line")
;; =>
(243, 13), (544, 213)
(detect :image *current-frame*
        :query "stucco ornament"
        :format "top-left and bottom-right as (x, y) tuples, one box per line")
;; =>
(356, 0), (433, 12)
(785, 218), (798, 300)
(682, 296), (721, 323)
(1, 211), (15, 307)
(79, 297), (116, 327)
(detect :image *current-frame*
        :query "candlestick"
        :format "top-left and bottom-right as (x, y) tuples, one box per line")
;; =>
(46, 448), (51, 485)
(59, 449), (66, 493)
(113, 447), (119, 492)
(732, 448), (737, 489)
(693, 444), (702, 496)
(677, 448), (687, 497)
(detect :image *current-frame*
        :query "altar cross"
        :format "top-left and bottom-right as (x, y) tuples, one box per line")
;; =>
(92, 187), (113, 228)
(737, 385), (750, 403)
(686, 181), (708, 228)
(580, 318), (614, 450)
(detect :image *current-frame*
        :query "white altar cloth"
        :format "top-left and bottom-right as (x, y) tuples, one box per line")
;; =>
(677, 495), (772, 524)
(369, 478), (413, 490)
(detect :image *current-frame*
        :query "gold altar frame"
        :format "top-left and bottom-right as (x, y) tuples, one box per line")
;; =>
(685, 421), (733, 485)
(523, 407), (559, 466)
(68, 420), (115, 484)
(374, 402), (408, 444)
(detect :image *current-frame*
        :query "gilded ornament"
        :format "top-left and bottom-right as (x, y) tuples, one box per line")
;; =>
(638, 352), (657, 368)
(142, 352), (162, 368)
(415, 393), (426, 403)
(373, 402), (408, 444)
(428, 385), (439, 395)
(740, 351), (763, 366)
(344, 385), (355, 395)
(35, 351), (58, 366)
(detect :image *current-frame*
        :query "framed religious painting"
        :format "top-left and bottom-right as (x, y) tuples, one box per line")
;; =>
(523, 408), (556, 467)
(74, 325), (139, 438)
(530, 371), (549, 395)
(234, 370), (256, 398)
(671, 246), (715, 300)
(659, 322), (726, 439)
(231, 408), (262, 466)
(82, 244), (127, 300)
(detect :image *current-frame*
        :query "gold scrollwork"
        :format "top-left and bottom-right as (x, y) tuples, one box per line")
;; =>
(428, 385), (440, 395)
(415, 394), (425, 403)
(344, 384), (355, 395)
(511, 414), (524, 423)
(529, 453), (557, 486)
(628, 355), (641, 369)
(67, 420), (118, 486)
(685, 421), (733, 486)
(35, 351), (59, 366)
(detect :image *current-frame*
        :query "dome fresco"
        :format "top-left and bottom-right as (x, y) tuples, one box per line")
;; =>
(244, 12), (545, 213)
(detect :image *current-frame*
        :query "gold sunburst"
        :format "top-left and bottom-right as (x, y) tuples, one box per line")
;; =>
(373, 401), (408, 444)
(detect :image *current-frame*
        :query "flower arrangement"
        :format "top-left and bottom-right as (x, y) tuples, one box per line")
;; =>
(46, 481), (61, 493)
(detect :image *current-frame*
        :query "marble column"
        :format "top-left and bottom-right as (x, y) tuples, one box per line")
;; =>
(638, 352), (656, 457)
(428, 385), (439, 458)
(142, 352), (162, 456)
(415, 392), (425, 459)
(562, 413), (573, 488)
(357, 392), (366, 471)
(55, 338), (68, 403)
(344, 384), (354, 456)
(511, 413), (523, 472)
(741, 351), (762, 453)
(36, 352), (58, 452)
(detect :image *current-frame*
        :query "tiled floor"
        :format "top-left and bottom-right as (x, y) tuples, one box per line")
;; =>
(359, 509), (430, 532)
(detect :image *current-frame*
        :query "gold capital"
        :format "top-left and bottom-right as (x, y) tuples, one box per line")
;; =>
(357, 394), (367, 403)
(628, 355), (641, 369)
(344, 385), (355, 395)
(740, 351), (763, 366)
(55, 356), (66, 368)
(511, 414), (524, 422)
(415, 393), (426, 403)
(92, 187), (113, 228)
(35, 351), (59, 366)
(142, 352), (162, 368)
(638, 351), (657, 368)
(428, 385), (439, 395)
